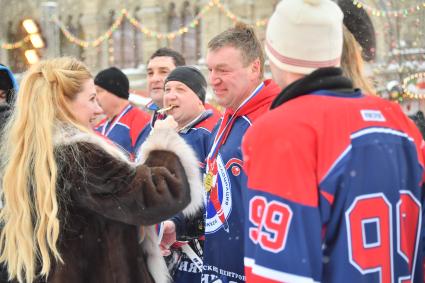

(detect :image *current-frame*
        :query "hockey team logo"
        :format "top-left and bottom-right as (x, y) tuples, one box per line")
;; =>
(205, 154), (232, 234)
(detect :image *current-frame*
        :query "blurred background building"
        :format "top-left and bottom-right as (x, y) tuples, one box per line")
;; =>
(0, 0), (424, 111)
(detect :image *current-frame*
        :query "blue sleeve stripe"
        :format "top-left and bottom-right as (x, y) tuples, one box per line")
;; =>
(244, 257), (320, 283)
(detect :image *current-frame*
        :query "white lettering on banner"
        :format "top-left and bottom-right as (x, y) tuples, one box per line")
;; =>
(202, 264), (246, 282)
(201, 274), (219, 283)
(187, 263), (199, 273)
(178, 261), (188, 271)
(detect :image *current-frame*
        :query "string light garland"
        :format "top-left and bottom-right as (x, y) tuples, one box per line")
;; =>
(123, 4), (212, 40)
(402, 72), (425, 99)
(48, 0), (269, 48)
(352, 0), (425, 17)
(53, 11), (125, 48)
(1, 36), (30, 50)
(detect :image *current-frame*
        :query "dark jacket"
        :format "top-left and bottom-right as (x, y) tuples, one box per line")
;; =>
(4, 126), (203, 283)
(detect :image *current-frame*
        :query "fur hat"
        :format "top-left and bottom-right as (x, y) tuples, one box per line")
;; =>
(265, 0), (344, 74)
(94, 67), (130, 100)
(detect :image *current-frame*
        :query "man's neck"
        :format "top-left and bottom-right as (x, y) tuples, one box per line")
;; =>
(109, 101), (130, 119)
(177, 107), (205, 129)
(230, 80), (263, 111)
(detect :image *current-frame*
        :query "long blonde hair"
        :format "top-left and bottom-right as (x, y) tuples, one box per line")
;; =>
(341, 26), (376, 96)
(0, 57), (92, 283)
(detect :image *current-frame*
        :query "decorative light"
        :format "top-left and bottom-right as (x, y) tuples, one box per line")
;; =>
(22, 19), (39, 34)
(352, 0), (425, 17)
(49, 1), (273, 49)
(403, 72), (425, 99)
(29, 34), (45, 48)
(25, 49), (40, 65)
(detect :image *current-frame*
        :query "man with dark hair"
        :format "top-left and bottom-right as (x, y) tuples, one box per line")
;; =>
(94, 66), (150, 160)
(134, 47), (186, 153)
(201, 24), (280, 282)
(242, 0), (425, 282)
(146, 47), (186, 111)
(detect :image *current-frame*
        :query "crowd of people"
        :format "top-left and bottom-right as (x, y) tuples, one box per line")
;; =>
(0, 0), (424, 282)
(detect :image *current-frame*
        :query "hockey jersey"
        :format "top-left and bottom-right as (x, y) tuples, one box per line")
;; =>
(172, 109), (221, 283)
(134, 103), (221, 154)
(95, 104), (149, 160)
(242, 73), (425, 283)
(202, 80), (280, 283)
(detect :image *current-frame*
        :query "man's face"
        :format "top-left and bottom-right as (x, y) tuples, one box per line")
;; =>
(163, 81), (203, 127)
(147, 56), (176, 108)
(206, 46), (260, 111)
(95, 86), (120, 118)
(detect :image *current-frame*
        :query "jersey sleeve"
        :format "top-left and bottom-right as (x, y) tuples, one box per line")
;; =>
(242, 114), (323, 282)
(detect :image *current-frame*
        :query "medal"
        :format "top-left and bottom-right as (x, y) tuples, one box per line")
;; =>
(204, 171), (214, 192)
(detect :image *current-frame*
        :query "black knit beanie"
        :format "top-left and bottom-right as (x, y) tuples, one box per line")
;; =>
(94, 67), (130, 100)
(164, 66), (207, 103)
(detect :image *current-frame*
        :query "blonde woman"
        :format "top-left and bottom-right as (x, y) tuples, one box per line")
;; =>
(0, 57), (202, 283)
(341, 26), (376, 95)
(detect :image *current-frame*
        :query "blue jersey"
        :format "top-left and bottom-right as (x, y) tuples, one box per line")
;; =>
(202, 80), (280, 283)
(172, 110), (220, 283)
(242, 90), (425, 283)
(95, 104), (149, 160)
(134, 110), (166, 154)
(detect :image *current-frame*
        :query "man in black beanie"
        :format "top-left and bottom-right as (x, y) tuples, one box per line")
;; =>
(157, 66), (221, 283)
(94, 66), (150, 160)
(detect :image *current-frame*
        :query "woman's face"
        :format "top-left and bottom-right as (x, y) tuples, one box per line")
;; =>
(68, 79), (103, 128)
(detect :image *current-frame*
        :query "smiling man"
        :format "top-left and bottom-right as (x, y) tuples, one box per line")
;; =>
(159, 66), (220, 283)
(134, 48), (186, 154)
(202, 24), (280, 283)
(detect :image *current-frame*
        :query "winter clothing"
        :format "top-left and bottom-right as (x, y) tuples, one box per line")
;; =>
(338, 0), (376, 61)
(170, 109), (221, 283)
(4, 124), (203, 283)
(265, 0), (343, 74)
(94, 67), (130, 100)
(201, 80), (280, 283)
(94, 104), (150, 161)
(165, 66), (207, 103)
(242, 68), (425, 282)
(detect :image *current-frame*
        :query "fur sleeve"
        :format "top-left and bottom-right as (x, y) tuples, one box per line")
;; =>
(57, 138), (196, 226)
(137, 128), (204, 217)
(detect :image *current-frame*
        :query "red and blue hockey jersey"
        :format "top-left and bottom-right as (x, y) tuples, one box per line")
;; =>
(243, 78), (425, 282)
(202, 80), (280, 283)
(95, 104), (150, 160)
(171, 109), (221, 283)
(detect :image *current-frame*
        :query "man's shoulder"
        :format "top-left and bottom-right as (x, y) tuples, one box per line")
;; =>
(194, 111), (221, 133)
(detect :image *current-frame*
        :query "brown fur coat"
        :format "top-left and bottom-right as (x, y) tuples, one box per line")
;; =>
(31, 125), (203, 283)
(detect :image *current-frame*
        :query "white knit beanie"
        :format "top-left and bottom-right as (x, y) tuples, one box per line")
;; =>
(265, 0), (344, 74)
